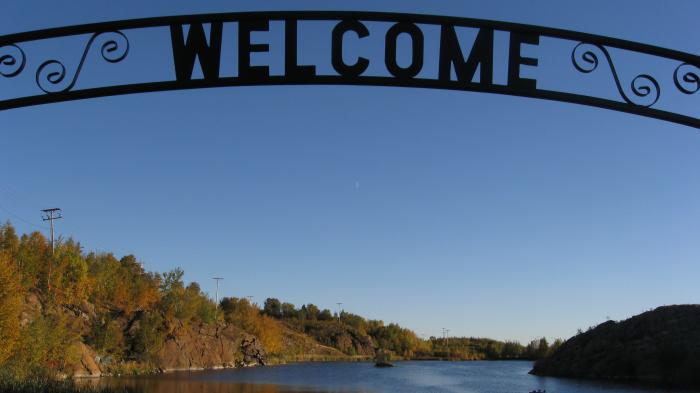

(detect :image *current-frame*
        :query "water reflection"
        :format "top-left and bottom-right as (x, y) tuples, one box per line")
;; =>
(83, 361), (694, 393)
(84, 377), (361, 393)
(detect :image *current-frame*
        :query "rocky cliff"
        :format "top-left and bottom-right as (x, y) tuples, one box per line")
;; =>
(150, 323), (266, 372)
(530, 305), (700, 387)
(20, 292), (353, 378)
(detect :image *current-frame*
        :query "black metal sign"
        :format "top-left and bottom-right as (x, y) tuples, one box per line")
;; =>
(1, 11), (699, 128)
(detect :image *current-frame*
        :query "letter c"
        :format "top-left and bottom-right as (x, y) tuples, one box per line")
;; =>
(332, 20), (370, 77)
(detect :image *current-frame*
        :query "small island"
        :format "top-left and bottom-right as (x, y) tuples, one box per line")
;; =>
(374, 349), (394, 367)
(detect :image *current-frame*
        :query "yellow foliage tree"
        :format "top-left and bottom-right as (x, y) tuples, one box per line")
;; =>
(50, 241), (91, 306)
(220, 297), (283, 354)
(87, 253), (160, 315)
(255, 315), (283, 354)
(0, 252), (22, 366)
(6, 311), (80, 378)
(16, 231), (49, 289)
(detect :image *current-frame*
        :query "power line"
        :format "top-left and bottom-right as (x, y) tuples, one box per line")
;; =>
(0, 185), (50, 229)
(0, 202), (48, 230)
(0, 184), (44, 206)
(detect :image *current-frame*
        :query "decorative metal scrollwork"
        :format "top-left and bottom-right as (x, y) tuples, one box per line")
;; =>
(572, 42), (660, 108)
(0, 12), (699, 128)
(0, 44), (26, 78)
(35, 31), (129, 94)
(673, 63), (700, 95)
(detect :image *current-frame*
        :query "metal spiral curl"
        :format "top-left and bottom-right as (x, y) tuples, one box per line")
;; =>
(673, 63), (700, 95)
(572, 42), (660, 108)
(35, 30), (129, 94)
(0, 44), (26, 78)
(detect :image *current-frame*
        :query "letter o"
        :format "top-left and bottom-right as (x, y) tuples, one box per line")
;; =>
(385, 22), (424, 79)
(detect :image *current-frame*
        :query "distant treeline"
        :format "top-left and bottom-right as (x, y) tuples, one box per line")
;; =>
(427, 336), (563, 360)
(259, 297), (562, 360)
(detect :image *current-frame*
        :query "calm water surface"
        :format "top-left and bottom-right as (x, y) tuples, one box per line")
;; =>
(95, 361), (696, 393)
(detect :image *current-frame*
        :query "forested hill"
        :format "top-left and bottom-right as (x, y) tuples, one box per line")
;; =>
(0, 222), (551, 379)
(531, 305), (700, 387)
(257, 297), (562, 361)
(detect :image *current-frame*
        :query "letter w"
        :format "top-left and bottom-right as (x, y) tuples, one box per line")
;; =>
(170, 22), (223, 81)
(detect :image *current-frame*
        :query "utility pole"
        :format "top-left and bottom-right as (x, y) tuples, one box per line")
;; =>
(212, 277), (223, 306)
(41, 208), (62, 254)
(336, 302), (343, 322)
(41, 208), (62, 293)
(441, 328), (449, 358)
(446, 329), (450, 359)
(246, 295), (254, 303)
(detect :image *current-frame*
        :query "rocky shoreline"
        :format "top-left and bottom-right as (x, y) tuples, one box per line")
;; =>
(69, 326), (268, 378)
(16, 292), (271, 379)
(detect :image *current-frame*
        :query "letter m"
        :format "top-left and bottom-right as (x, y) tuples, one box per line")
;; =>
(439, 26), (493, 85)
(170, 22), (223, 81)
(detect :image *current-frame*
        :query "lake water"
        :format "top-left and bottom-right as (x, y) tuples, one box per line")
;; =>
(93, 361), (692, 393)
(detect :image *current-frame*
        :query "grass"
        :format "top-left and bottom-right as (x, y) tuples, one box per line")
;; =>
(0, 377), (137, 393)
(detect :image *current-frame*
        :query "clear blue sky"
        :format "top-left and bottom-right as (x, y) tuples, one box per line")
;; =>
(1, 1), (699, 343)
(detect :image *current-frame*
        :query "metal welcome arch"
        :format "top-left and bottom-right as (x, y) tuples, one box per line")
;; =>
(1, 11), (699, 128)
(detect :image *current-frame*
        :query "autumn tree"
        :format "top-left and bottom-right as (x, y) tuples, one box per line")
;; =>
(16, 231), (50, 289)
(117, 255), (160, 313)
(130, 312), (166, 361)
(501, 340), (524, 358)
(263, 298), (282, 318)
(88, 317), (125, 360)
(49, 239), (90, 306)
(220, 297), (282, 354)
(281, 302), (297, 318)
(184, 282), (217, 323)
(87, 253), (160, 315)
(220, 297), (260, 330)
(301, 304), (320, 320)
(0, 222), (19, 257)
(159, 268), (216, 324)
(318, 309), (333, 321)
(340, 311), (368, 334)
(5, 312), (80, 379)
(0, 252), (22, 366)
